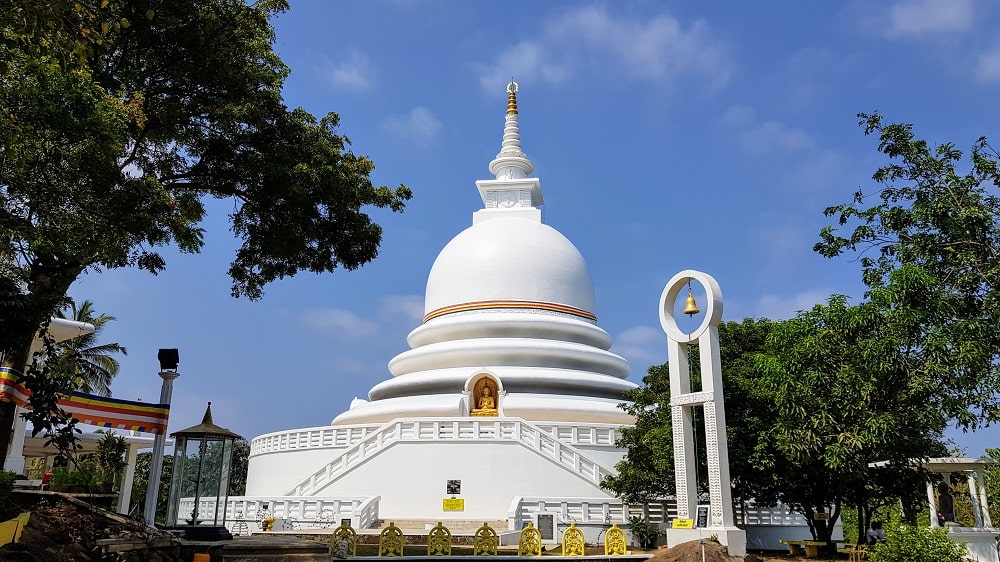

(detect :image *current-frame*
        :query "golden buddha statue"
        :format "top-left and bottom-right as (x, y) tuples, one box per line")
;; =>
(471, 385), (498, 416)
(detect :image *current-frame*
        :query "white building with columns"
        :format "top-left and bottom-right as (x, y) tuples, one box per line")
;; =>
(242, 83), (638, 539)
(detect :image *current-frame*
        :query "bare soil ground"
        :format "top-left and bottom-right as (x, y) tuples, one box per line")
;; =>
(647, 542), (842, 562)
(0, 495), (184, 561)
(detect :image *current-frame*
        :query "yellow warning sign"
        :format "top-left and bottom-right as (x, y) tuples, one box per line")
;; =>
(443, 498), (465, 511)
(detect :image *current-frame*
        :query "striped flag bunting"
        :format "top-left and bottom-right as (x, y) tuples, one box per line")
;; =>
(0, 367), (169, 434)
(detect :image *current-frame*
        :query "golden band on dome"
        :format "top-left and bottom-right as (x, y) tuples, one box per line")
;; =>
(424, 299), (596, 323)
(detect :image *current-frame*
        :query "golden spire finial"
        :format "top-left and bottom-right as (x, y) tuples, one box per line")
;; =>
(506, 80), (519, 115)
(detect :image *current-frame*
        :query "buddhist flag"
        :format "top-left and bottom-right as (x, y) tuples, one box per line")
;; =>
(0, 367), (170, 434)
(0, 368), (31, 407)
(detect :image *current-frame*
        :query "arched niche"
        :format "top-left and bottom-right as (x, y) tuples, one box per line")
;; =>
(465, 372), (502, 416)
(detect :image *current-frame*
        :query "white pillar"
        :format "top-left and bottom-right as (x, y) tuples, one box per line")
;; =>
(927, 480), (939, 528)
(967, 472), (983, 527)
(118, 443), (140, 515)
(667, 340), (696, 520)
(975, 470), (992, 528)
(144, 370), (179, 523)
(660, 271), (744, 556)
(3, 406), (29, 474)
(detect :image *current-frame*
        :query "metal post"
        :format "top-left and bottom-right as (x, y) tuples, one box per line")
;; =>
(144, 369), (179, 524)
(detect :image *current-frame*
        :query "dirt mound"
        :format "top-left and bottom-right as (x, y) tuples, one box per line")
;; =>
(650, 540), (765, 562)
(0, 496), (185, 562)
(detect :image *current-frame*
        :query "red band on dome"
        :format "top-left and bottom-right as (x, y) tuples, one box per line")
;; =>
(423, 300), (597, 323)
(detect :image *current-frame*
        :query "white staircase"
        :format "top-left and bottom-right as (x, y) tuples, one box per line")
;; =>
(284, 417), (616, 496)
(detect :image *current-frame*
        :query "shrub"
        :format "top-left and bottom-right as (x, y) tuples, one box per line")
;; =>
(0, 471), (16, 506)
(627, 516), (661, 549)
(868, 523), (966, 562)
(94, 433), (128, 490)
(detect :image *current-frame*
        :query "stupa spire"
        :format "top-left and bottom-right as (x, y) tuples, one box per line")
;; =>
(488, 80), (534, 180)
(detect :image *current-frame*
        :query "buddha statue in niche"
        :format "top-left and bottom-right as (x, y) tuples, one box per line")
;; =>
(471, 380), (498, 416)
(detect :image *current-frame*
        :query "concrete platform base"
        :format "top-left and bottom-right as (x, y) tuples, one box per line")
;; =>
(219, 535), (331, 562)
(666, 528), (747, 557)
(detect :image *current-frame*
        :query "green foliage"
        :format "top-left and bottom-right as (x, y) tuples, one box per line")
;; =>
(757, 296), (948, 541)
(130, 451), (173, 523)
(986, 448), (999, 525)
(94, 432), (128, 489)
(227, 438), (250, 496)
(1, 0), (410, 457)
(19, 333), (85, 462)
(48, 300), (127, 396)
(602, 363), (676, 503)
(626, 516), (661, 548)
(0, 471), (16, 508)
(815, 113), (1000, 430)
(604, 319), (781, 509)
(868, 523), (966, 562)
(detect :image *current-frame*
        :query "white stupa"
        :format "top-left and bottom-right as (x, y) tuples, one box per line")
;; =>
(243, 83), (636, 532)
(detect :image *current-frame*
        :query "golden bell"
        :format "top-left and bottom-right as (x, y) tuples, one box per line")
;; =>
(683, 289), (700, 316)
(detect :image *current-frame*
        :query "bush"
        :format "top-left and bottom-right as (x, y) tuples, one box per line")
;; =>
(627, 516), (661, 549)
(868, 523), (966, 562)
(0, 471), (16, 506)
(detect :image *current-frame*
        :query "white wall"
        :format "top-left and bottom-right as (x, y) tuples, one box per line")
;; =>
(314, 440), (612, 520)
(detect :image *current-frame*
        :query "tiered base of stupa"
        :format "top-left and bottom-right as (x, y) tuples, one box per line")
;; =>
(241, 416), (626, 539)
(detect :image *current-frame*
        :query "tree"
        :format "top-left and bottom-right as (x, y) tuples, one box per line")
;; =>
(815, 113), (1000, 430)
(0, 0), (411, 456)
(602, 362), (676, 504)
(985, 448), (998, 526)
(129, 437), (248, 522)
(130, 450), (172, 523)
(603, 319), (781, 512)
(48, 300), (127, 396)
(757, 296), (948, 544)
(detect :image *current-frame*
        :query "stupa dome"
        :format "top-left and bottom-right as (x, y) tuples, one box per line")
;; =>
(423, 216), (596, 319)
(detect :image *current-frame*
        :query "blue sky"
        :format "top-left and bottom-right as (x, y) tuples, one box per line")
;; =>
(70, 1), (999, 456)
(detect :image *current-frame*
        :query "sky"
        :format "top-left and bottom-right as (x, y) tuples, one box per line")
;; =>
(68, 0), (999, 457)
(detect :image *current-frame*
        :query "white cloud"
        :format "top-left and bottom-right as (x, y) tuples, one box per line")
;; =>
(383, 107), (443, 144)
(739, 121), (814, 154)
(477, 41), (572, 91)
(885, 0), (973, 37)
(378, 294), (425, 325)
(612, 325), (665, 369)
(753, 289), (835, 320)
(975, 47), (1000, 83)
(477, 5), (730, 91)
(720, 105), (756, 128)
(300, 308), (378, 338)
(324, 49), (375, 91)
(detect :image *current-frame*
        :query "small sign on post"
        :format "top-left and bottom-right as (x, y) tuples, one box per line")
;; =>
(443, 498), (465, 511)
(537, 514), (554, 540)
(696, 505), (710, 528)
(672, 519), (694, 529)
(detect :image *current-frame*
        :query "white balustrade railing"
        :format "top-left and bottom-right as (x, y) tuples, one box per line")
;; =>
(508, 497), (814, 530)
(174, 496), (381, 535)
(250, 425), (376, 455)
(533, 423), (622, 447)
(508, 497), (631, 529)
(284, 418), (617, 497)
(251, 421), (623, 457)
